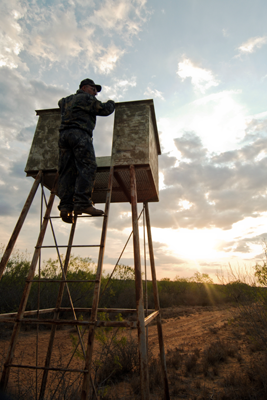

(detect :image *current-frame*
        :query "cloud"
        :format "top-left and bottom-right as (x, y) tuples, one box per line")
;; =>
(0, 0), (149, 76)
(0, 156), (35, 217)
(0, 68), (67, 144)
(0, 0), (26, 69)
(24, 5), (96, 65)
(16, 125), (36, 142)
(238, 36), (267, 54)
(177, 58), (219, 93)
(94, 46), (125, 75)
(159, 153), (177, 170)
(144, 87), (165, 101)
(216, 232), (267, 257)
(243, 113), (267, 141)
(1, 0), (90, 67)
(159, 90), (246, 155)
(222, 28), (229, 38)
(174, 132), (207, 161)
(154, 116), (267, 231)
(89, 0), (148, 37)
(102, 77), (136, 100)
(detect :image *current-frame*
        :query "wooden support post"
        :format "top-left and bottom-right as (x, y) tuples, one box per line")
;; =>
(0, 174), (58, 391)
(0, 171), (42, 280)
(144, 202), (170, 400)
(81, 167), (114, 400)
(130, 166), (149, 400)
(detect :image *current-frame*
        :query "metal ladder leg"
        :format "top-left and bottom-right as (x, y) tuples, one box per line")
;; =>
(39, 217), (77, 399)
(0, 171), (42, 280)
(0, 174), (58, 390)
(144, 202), (170, 400)
(130, 165), (149, 400)
(81, 166), (114, 400)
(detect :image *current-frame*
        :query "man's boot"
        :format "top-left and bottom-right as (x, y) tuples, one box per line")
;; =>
(74, 205), (104, 216)
(60, 209), (74, 224)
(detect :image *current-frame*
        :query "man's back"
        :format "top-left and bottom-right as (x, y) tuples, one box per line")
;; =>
(58, 89), (115, 136)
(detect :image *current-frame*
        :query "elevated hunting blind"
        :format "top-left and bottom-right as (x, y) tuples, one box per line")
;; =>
(25, 99), (161, 203)
(0, 98), (170, 400)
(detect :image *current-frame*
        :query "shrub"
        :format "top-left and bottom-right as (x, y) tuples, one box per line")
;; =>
(202, 340), (229, 366)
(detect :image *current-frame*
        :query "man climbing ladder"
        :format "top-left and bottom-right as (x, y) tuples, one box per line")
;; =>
(57, 78), (115, 223)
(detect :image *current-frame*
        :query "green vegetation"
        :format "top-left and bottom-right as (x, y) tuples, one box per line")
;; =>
(1, 250), (267, 314)
(0, 252), (98, 313)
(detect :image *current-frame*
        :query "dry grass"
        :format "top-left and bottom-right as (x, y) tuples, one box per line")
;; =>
(1, 304), (267, 399)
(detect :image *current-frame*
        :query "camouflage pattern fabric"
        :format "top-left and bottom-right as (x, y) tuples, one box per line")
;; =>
(57, 129), (97, 210)
(58, 89), (115, 136)
(57, 90), (115, 210)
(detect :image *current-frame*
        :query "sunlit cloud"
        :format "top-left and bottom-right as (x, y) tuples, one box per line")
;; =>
(238, 36), (267, 54)
(177, 58), (219, 93)
(152, 227), (222, 260)
(178, 200), (193, 210)
(144, 87), (165, 100)
(0, 0), (148, 73)
(159, 90), (246, 155)
(95, 46), (125, 75)
(102, 77), (136, 100)
(89, 0), (148, 38)
(154, 111), (267, 237)
(0, 1), (25, 69)
(26, 9), (96, 63)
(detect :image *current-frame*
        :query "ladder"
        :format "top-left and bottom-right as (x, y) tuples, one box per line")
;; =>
(0, 165), (170, 400)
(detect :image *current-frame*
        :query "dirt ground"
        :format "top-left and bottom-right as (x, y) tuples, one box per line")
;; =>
(0, 304), (265, 399)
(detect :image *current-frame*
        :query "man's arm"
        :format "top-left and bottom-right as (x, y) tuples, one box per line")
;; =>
(58, 98), (65, 114)
(94, 99), (115, 116)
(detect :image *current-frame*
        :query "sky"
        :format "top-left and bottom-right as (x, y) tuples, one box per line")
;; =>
(1, 0), (267, 281)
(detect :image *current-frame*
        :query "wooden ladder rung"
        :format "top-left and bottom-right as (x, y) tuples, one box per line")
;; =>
(26, 279), (99, 283)
(0, 318), (94, 326)
(49, 214), (105, 219)
(7, 364), (88, 373)
(35, 244), (101, 249)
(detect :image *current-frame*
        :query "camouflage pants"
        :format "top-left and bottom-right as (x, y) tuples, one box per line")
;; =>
(57, 128), (97, 211)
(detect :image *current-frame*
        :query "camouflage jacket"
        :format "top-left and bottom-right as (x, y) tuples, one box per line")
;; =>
(58, 89), (115, 136)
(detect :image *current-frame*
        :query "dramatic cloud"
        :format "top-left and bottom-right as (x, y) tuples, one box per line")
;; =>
(0, 0), (149, 75)
(158, 90), (246, 156)
(1, 0), (267, 276)
(94, 46), (125, 75)
(174, 131), (207, 161)
(238, 36), (267, 54)
(0, 1), (26, 69)
(177, 59), (219, 93)
(155, 115), (267, 232)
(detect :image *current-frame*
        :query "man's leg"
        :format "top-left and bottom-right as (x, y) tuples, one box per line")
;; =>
(57, 130), (76, 222)
(72, 132), (104, 215)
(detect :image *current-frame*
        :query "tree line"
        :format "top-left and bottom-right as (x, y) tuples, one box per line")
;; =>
(0, 249), (267, 314)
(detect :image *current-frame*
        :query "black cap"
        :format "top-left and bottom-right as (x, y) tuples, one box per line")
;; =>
(79, 78), (102, 92)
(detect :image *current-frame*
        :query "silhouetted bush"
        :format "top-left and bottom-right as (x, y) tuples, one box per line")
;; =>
(1, 250), (263, 316)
